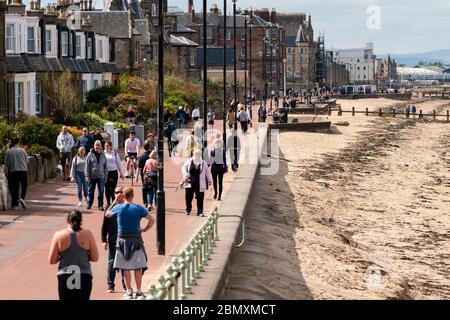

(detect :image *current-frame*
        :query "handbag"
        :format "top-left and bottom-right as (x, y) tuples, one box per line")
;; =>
(145, 171), (157, 187)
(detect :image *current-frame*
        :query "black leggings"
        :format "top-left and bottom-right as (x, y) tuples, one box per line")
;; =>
(8, 171), (27, 208)
(212, 171), (224, 198)
(105, 170), (119, 204)
(57, 273), (92, 300)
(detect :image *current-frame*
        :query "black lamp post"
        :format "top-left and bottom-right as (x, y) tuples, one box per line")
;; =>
(232, 0), (237, 171)
(242, 9), (249, 112)
(248, 15), (253, 118)
(202, 0), (208, 152)
(269, 41), (273, 112)
(223, 0), (227, 149)
(156, 0), (165, 256)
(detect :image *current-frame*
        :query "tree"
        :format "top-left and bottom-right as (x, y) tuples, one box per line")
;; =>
(45, 71), (80, 123)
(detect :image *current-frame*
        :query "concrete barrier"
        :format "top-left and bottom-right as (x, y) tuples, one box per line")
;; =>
(188, 124), (269, 299)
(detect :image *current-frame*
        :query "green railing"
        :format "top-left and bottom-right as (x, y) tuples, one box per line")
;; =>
(147, 207), (220, 300)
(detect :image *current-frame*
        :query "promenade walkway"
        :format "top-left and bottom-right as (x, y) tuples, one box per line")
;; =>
(0, 106), (258, 300)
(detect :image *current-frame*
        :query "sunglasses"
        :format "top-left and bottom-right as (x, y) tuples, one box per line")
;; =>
(115, 191), (123, 195)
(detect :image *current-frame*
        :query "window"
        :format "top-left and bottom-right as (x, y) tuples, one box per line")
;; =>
(271, 30), (277, 40)
(266, 46), (271, 56)
(87, 38), (93, 59)
(6, 24), (15, 52)
(151, 4), (157, 16)
(75, 35), (81, 57)
(83, 80), (88, 95)
(45, 30), (52, 53)
(240, 29), (246, 40)
(189, 48), (196, 66)
(18, 24), (23, 52)
(27, 27), (35, 53)
(206, 27), (213, 40)
(240, 63), (245, 69)
(93, 80), (99, 89)
(135, 41), (140, 63)
(35, 81), (42, 114)
(240, 47), (245, 57)
(15, 82), (23, 113)
(97, 38), (103, 59)
(226, 29), (231, 40)
(61, 31), (69, 56)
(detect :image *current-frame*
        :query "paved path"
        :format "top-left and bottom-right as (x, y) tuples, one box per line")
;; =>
(0, 106), (259, 300)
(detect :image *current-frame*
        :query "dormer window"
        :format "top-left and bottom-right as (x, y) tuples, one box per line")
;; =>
(87, 37), (93, 59)
(75, 35), (81, 58)
(6, 23), (15, 53)
(45, 30), (52, 53)
(27, 27), (35, 53)
(61, 31), (69, 56)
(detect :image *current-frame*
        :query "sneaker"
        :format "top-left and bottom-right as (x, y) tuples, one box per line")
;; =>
(84, 198), (89, 207)
(106, 287), (115, 293)
(123, 290), (134, 299)
(77, 202), (82, 207)
(99, 206), (104, 211)
(125, 175), (130, 179)
(197, 212), (205, 217)
(19, 199), (27, 209)
(135, 292), (146, 300)
(12, 206), (20, 211)
(185, 211), (191, 216)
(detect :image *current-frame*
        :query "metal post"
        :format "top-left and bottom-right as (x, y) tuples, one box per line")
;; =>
(269, 41), (273, 112)
(249, 17), (253, 119)
(244, 11), (248, 112)
(156, 0), (166, 255)
(223, 0), (227, 149)
(202, 0), (208, 152)
(232, 0), (238, 170)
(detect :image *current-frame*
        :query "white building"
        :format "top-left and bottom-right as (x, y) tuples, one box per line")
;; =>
(333, 42), (376, 84)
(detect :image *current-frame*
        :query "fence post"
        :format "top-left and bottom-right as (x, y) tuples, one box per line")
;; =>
(366, 108), (368, 116)
(406, 108), (410, 118)
(433, 110), (436, 121)
(352, 107), (355, 116)
(213, 210), (219, 242)
(393, 109), (396, 118)
(328, 106), (331, 116)
(338, 106), (342, 116)
(379, 108), (382, 117)
(419, 109), (423, 119)
(447, 110), (449, 122)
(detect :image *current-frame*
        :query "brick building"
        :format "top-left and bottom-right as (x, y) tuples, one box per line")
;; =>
(1, 0), (120, 118)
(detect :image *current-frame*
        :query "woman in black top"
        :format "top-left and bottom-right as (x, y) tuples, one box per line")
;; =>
(209, 139), (227, 200)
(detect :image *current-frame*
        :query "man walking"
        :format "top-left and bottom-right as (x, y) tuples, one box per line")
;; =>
(56, 126), (75, 181)
(4, 137), (28, 210)
(85, 140), (107, 211)
(106, 187), (155, 299)
(77, 127), (94, 153)
(102, 186), (126, 293)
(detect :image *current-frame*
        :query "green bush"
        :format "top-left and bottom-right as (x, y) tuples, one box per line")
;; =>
(65, 112), (107, 130)
(0, 119), (15, 148)
(15, 117), (60, 152)
(28, 144), (55, 160)
(86, 86), (120, 106)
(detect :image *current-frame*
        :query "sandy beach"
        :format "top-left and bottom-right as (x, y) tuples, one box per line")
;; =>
(222, 98), (450, 300)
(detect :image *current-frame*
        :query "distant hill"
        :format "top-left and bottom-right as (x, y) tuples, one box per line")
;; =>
(378, 50), (450, 67)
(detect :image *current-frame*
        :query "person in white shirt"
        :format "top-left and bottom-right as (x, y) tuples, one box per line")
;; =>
(192, 107), (200, 122)
(56, 126), (75, 181)
(104, 142), (125, 207)
(124, 131), (140, 179)
(237, 105), (249, 133)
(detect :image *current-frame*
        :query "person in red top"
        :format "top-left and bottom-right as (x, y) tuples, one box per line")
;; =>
(143, 150), (158, 209)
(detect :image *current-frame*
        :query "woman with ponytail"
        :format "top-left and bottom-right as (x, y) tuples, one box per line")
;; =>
(48, 210), (99, 300)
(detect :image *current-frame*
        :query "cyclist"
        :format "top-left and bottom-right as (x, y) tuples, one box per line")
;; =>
(125, 131), (140, 181)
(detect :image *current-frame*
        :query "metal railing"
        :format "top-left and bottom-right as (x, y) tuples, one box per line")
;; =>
(147, 207), (220, 300)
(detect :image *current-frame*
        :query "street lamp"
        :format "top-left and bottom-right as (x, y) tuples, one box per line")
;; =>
(242, 9), (249, 112)
(248, 15), (253, 119)
(283, 58), (287, 96)
(222, 0), (227, 149)
(202, 0), (208, 153)
(232, 0), (238, 172)
(156, 0), (165, 255)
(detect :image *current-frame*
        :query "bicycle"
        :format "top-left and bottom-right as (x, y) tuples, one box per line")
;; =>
(125, 155), (138, 186)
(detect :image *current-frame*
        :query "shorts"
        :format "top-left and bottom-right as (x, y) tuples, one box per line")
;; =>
(60, 152), (72, 166)
(127, 152), (138, 160)
(208, 120), (214, 125)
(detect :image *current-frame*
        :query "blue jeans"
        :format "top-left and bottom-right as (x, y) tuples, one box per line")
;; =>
(146, 186), (156, 207)
(75, 171), (88, 201)
(88, 177), (105, 208)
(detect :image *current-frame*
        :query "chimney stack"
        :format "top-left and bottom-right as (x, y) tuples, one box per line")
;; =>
(270, 8), (276, 23)
(188, 0), (193, 14)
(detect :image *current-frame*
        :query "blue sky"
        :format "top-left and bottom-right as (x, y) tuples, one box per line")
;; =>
(43, 0), (450, 54)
